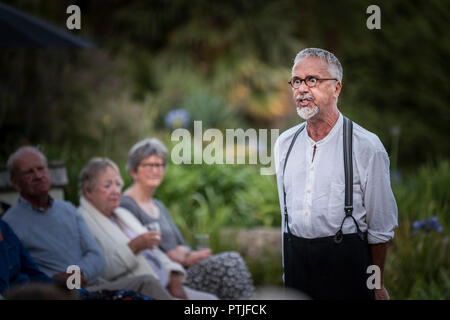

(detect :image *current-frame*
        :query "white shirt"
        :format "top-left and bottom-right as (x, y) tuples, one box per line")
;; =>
(275, 112), (398, 244)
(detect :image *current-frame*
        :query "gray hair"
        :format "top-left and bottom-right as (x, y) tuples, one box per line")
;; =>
(126, 138), (168, 173)
(7, 146), (48, 178)
(292, 48), (343, 82)
(79, 157), (122, 195)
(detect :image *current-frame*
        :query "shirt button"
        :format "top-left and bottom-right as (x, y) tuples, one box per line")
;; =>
(306, 232), (311, 237)
(307, 189), (311, 193)
(9, 265), (13, 270)
(305, 211), (309, 216)
(310, 167), (314, 172)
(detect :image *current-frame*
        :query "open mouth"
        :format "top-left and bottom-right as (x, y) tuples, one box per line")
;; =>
(298, 99), (310, 107)
(296, 95), (314, 107)
(297, 98), (313, 107)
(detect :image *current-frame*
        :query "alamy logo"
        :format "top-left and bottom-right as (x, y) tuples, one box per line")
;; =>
(66, 265), (81, 289)
(66, 5), (81, 30)
(366, 265), (381, 290)
(171, 121), (279, 175)
(366, 5), (381, 30)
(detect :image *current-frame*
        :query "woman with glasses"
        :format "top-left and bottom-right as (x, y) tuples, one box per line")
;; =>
(120, 138), (255, 300)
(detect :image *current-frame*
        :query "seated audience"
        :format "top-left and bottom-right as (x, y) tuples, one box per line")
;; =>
(77, 157), (217, 300)
(0, 219), (151, 300)
(121, 138), (255, 300)
(2, 146), (173, 299)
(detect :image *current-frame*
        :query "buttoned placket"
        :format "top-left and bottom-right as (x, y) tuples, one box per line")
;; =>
(303, 138), (317, 238)
(288, 114), (345, 239)
(301, 115), (343, 238)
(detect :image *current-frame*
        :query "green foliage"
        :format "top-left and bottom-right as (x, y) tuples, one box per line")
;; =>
(326, 0), (450, 168)
(2, 0), (449, 170)
(154, 157), (280, 247)
(246, 250), (284, 288)
(386, 160), (450, 299)
(396, 160), (450, 226)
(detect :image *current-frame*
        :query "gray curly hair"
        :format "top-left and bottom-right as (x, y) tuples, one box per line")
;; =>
(292, 48), (343, 82)
(126, 138), (168, 173)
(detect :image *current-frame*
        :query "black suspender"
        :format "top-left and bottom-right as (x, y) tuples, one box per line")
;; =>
(282, 123), (306, 236)
(343, 117), (353, 216)
(282, 117), (365, 244)
(335, 118), (365, 243)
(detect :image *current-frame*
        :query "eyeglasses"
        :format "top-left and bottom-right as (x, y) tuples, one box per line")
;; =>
(288, 76), (338, 89)
(140, 163), (165, 169)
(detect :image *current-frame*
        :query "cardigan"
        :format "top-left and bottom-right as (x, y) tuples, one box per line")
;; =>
(120, 196), (189, 253)
(78, 197), (186, 283)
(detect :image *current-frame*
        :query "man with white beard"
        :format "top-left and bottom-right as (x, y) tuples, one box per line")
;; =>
(274, 48), (398, 300)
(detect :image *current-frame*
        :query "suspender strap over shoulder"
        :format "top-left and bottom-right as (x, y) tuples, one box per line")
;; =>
(282, 123), (306, 234)
(343, 117), (353, 216)
(334, 117), (365, 243)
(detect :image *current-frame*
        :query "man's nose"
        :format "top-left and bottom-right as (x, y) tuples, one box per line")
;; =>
(296, 80), (311, 93)
(32, 169), (44, 179)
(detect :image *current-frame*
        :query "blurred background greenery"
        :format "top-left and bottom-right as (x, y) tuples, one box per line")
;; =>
(0, 0), (448, 299)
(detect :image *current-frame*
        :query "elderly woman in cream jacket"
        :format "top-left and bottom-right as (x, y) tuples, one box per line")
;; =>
(77, 157), (217, 300)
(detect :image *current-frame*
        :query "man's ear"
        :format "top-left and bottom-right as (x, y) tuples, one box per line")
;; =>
(333, 81), (342, 99)
(10, 175), (21, 192)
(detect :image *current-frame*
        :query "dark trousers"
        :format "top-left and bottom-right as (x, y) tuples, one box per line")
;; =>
(284, 232), (375, 300)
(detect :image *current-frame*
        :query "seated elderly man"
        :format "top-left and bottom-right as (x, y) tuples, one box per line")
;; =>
(2, 146), (173, 299)
(77, 157), (217, 300)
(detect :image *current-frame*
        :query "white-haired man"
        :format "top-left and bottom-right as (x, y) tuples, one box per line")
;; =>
(275, 48), (398, 300)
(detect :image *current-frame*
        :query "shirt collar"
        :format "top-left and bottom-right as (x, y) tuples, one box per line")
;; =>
(18, 195), (54, 213)
(306, 112), (343, 146)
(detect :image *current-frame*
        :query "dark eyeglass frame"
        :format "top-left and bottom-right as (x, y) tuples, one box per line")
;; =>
(139, 163), (166, 169)
(288, 76), (338, 89)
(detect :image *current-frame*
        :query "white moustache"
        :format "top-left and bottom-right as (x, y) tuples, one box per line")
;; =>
(296, 94), (314, 102)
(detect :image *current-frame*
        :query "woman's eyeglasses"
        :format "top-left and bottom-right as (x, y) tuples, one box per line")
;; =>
(140, 163), (165, 169)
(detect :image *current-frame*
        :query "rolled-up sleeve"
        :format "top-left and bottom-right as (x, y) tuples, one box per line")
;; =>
(364, 150), (398, 244)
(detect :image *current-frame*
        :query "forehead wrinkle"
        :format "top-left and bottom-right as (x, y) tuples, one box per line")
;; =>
(292, 67), (331, 78)
(16, 154), (47, 172)
(292, 58), (332, 77)
(95, 166), (122, 185)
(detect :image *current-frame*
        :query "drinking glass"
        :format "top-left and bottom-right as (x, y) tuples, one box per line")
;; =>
(194, 234), (210, 250)
(145, 222), (160, 232)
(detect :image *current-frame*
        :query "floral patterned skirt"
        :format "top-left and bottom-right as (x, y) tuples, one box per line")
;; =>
(184, 251), (254, 300)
